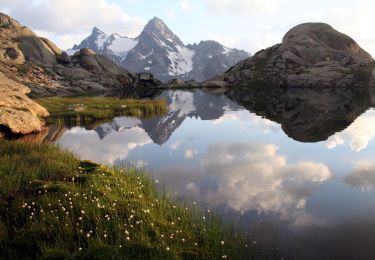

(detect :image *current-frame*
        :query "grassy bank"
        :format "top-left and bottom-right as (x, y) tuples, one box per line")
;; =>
(0, 140), (254, 259)
(37, 97), (168, 124)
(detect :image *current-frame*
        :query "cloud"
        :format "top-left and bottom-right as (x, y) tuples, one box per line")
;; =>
(319, 2), (375, 58)
(212, 110), (280, 133)
(170, 139), (184, 150)
(345, 160), (375, 192)
(180, 0), (194, 11)
(325, 110), (375, 152)
(203, 0), (280, 16)
(0, 0), (146, 49)
(184, 149), (198, 159)
(57, 126), (151, 164)
(166, 10), (177, 21)
(156, 142), (331, 224)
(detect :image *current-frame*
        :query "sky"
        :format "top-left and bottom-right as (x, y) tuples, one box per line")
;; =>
(0, 0), (375, 56)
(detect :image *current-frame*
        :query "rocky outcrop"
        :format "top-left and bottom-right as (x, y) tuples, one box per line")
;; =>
(0, 12), (162, 98)
(0, 71), (49, 135)
(222, 23), (375, 87)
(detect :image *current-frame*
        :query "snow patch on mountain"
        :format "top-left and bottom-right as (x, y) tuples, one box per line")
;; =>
(108, 36), (138, 56)
(167, 46), (195, 76)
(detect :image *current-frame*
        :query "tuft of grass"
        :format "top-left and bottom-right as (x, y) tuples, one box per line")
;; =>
(36, 97), (168, 125)
(0, 140), (255, 259)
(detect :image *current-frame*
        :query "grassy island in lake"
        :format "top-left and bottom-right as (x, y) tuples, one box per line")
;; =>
(37, 97), (168, 125)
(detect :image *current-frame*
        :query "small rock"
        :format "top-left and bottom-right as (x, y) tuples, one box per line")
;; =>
(79, 48), (96, 56)
(139, 73), (153, 81)
(6, 47), (19, 60)
(56, 52), (71, 64)
(65, 104), (86, 112)
(202, 80), (228, 88)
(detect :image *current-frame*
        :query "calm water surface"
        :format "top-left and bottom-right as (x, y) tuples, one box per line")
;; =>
(34, 88), (375, 259)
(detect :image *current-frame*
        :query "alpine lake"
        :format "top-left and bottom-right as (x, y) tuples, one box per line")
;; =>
(21, 86), (375, 260)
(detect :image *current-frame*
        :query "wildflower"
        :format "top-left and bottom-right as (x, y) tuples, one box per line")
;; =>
(221, 241), (225, 246)
(126, 236), (130, 240)
(166, 247), (170, 251)
(79, 247), (82, 251)
(222, 255), (227, 259)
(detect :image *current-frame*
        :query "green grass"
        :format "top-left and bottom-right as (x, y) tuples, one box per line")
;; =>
(0, 140), (255, 259)
(36, 97), (168, 125)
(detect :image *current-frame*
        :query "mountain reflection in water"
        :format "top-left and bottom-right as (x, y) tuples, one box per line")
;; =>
(23, 87), (375, 260)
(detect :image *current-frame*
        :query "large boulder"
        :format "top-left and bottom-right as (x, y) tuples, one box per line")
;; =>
(0, 12), (162, 99)
(0, 12), (59, 66)
(222, 23), (375, 87)
(0, 71), (49, 135)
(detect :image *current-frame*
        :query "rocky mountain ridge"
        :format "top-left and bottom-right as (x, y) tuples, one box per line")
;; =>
(69, 17), (250, 82)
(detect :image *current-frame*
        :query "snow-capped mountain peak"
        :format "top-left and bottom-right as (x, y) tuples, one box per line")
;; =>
(68, 17), (250, 82)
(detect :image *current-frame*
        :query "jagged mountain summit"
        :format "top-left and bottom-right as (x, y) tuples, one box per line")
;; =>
(68, 17), (250, 82)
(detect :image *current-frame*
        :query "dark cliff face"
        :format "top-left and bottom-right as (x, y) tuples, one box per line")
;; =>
(69, 17), (250, 83)
(226, 86), (373, 143)
(222, 23), (375, 88)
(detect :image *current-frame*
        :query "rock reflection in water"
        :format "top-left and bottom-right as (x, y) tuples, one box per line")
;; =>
(226, 86), (373, 142)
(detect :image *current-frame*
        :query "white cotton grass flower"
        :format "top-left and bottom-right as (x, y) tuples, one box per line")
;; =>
(220, 241), (225, 246)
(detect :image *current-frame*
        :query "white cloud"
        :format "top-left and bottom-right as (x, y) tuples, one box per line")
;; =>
(57, 126), (152, 164)
(318, 2), (375, 58)
(212, 110), (280, 133)
(166, 10), (177, 21)
(156, 142), (331, 224)
(0, 0), (146, 49)
(199, 143), (331, 219)
(345, 160), (375, 192)
(184, 149), (198, 159)
(180, 0), (194, 11)
(203, 0), (280, 15)
(325, 110), (375, 152)
(171, 139), (184, 150)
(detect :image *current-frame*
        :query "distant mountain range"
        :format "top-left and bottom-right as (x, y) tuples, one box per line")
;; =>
(68, 17), (250, 83)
